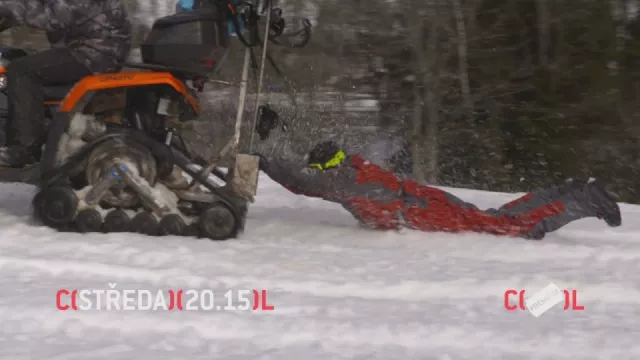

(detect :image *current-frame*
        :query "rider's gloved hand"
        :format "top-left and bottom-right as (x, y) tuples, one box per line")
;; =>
(251, 152), (268, 170)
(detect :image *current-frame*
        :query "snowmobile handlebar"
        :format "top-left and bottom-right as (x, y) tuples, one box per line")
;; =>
(269, 17), (311, 48)
(227, 0), (312, 49)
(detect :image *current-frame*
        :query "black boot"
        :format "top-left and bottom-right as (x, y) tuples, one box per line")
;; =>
(0, 144), (40, 168)
(519, 226), (546, 240)
(585, 179), (622, 227)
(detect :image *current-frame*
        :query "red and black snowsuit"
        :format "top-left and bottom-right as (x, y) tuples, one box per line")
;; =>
(260, 152), (619, 239)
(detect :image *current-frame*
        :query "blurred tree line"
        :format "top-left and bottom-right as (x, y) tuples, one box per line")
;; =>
(273, 0), (640, 203)
(2, 0), (640, 203)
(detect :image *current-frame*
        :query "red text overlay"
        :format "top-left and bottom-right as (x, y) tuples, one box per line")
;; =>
(57, 283), (274, 311)
(504, 289), (584, 311)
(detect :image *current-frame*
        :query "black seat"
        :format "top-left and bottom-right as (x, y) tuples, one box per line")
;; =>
(43, 84), (76, 101)
(153, 8), (222, 28)
(122, 61), (203, 78)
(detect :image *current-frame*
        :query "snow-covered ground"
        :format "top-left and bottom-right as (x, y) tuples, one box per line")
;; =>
(0, 174), (638, 359)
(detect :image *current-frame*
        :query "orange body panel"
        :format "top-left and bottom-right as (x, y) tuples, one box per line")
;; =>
(0, 68), (197, 112)
(60, 72), (199, 113)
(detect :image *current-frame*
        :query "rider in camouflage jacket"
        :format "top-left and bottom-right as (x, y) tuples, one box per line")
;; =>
(0, 0), (131, 72)
(0, 0), (132, 167)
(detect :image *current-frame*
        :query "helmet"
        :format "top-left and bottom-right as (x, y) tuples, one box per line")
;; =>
(307, 141), (346, 170)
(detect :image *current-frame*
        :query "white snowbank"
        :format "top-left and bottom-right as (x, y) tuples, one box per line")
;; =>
(0, 175), (638, 359)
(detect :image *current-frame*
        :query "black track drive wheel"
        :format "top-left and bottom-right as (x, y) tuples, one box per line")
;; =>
(199, 202), (239, 240)
(34, 186), (79, 228)
(130, 212), (159, 236)
(184, 223), (200, 238)
(158, 214), (186, 236)
(32, 191), (44, 221)
(103, 209), (131, 233)
(76, 209), (103, 233)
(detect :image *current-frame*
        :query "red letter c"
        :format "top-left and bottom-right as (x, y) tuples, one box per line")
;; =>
(56, 289), (69, 310)
(518, 290), (526, 310)
(504, 290), (518, 310)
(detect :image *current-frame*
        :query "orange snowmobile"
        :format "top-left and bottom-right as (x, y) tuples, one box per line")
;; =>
(0, 0), (310, 240)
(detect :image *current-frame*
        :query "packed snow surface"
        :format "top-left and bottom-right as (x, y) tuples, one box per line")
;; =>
(0, 174), (638, 359)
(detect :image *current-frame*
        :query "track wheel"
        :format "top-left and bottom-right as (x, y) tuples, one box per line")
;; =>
(158, 214), (185, 236)
(34, 186), (78, 228)
(130, 212), (159, 236)
(184, 223), (200, 238)
(103, 209), (130, 233)
(76, 209), (103, 233)
(199, 202), (239, 240)
(32, 191), (43, 217)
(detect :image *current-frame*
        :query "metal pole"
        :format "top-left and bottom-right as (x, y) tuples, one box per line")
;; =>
(248, 0), (272, 153)
(233, 47), (252, 150)
(221, 46), (252, 158)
